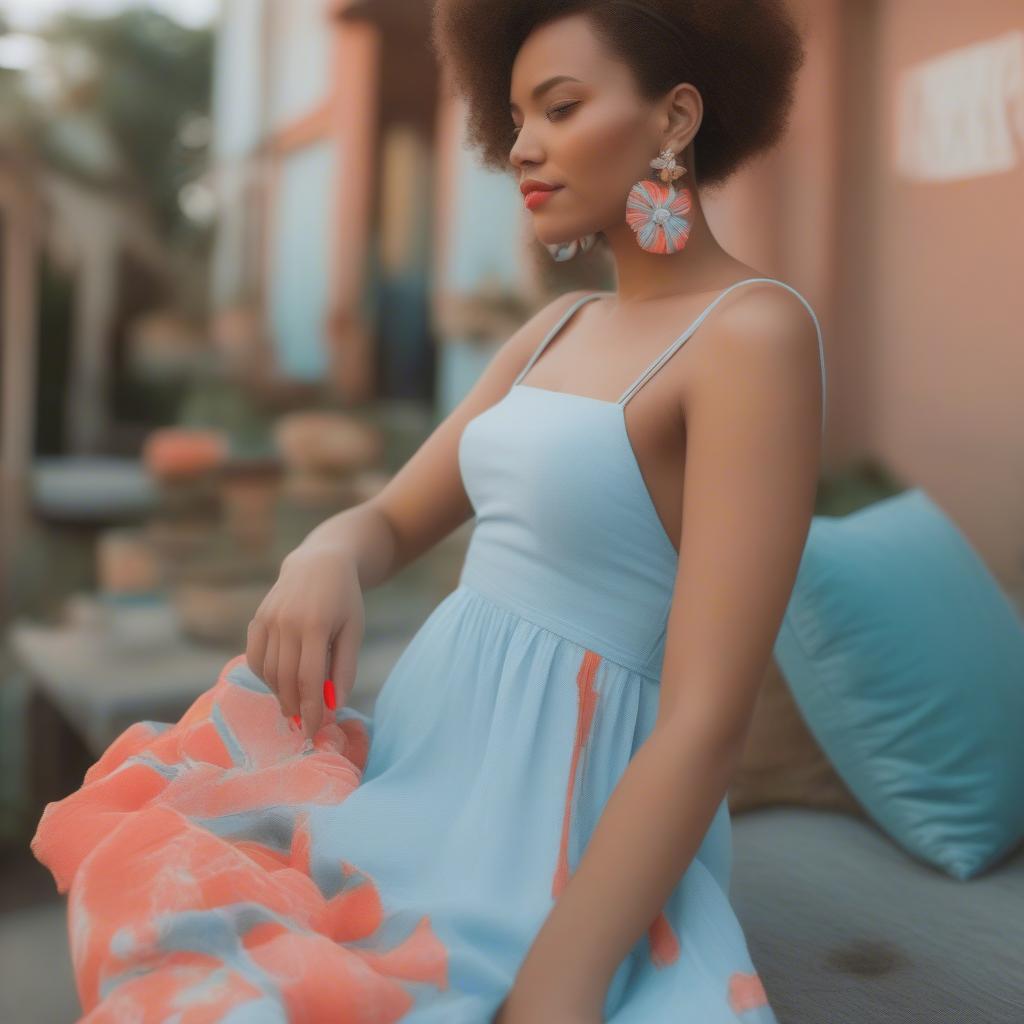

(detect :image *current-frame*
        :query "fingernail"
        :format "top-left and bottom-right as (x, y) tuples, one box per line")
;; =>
(323, 677), (336, 710)
(292, 713), (302, 729)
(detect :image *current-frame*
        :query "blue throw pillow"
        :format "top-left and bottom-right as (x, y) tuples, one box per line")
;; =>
(773, 487), (1024, 880)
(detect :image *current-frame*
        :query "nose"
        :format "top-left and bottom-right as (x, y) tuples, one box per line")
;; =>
(509, 127), (542, 171)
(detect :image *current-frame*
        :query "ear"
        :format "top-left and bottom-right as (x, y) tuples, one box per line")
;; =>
(663, 81), (702, 154)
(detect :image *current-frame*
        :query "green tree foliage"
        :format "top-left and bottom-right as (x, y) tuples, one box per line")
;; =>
(42, 9), (214, 243)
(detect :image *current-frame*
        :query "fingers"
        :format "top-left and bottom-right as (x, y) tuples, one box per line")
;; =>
(248, 604), (359, 741)
(329, 607), (364, 712)
(275, 628), (302, 719)
(295, 628), (330, 740)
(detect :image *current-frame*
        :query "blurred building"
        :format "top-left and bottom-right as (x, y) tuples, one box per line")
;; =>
(208, 0), (537, 415)
(1, 114), (175, 619)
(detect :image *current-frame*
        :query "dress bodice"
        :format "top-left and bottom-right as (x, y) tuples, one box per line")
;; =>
(457, 277), (826, 681)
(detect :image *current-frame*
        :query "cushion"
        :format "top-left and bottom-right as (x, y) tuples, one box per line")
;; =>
(728, 657), (865, 817)
(730, 806), (1024, 1023)
(772, 487), (1024, 880)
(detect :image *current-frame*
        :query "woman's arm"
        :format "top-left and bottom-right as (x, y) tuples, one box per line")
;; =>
(498, 286), (824, 1021)
(250, 291), (594, 734)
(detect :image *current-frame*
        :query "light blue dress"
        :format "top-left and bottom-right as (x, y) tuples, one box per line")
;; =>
(309, 276), (826, 1020)
(32, 277), (826, 1022)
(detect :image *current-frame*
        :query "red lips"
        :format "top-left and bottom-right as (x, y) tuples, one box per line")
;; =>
(523, 184), (563, 210)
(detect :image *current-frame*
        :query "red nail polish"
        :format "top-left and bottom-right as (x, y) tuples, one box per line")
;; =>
(292, 713), (302, 728)
(323, 677), (336, 710)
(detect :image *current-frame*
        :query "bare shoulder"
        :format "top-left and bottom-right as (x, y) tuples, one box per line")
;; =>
(688, 280), (823, 432)
(694, 280), (820, 379)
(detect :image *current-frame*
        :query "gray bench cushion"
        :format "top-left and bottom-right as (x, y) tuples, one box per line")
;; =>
(730, 807), (1024, 1023)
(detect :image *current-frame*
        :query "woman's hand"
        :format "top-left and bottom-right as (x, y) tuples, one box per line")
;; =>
(245, 541), (365, 738)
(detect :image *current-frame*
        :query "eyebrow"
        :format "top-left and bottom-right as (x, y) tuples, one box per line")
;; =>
(509, 74), (583, 111)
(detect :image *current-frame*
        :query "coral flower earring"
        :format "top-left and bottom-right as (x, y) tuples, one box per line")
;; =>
(625, 146), (693, 254)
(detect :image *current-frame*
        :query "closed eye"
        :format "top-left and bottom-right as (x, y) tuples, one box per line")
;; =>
(511, 101), (580, 140)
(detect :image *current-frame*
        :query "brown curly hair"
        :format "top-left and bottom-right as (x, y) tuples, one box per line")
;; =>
(429, 0), (806, 192)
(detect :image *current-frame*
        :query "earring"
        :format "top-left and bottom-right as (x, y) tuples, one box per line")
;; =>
(625, 147), (693, 254)
(545, 231), (598, 263)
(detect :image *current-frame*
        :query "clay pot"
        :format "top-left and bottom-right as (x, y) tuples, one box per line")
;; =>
(273, 412), (382, 476)
(96, 528), (163, 594)
(218, 460), (283, 549)
(143, 427), (230, 481)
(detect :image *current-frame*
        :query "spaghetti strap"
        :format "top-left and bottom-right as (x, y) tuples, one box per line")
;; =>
(617, 277), (828, 438)
(513, 291), (606, 387)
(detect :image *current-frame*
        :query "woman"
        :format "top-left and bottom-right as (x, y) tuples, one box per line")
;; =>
(32, 1), (825, 1021)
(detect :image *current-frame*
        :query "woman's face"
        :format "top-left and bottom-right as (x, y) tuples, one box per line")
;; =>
(509, 13), (669, 245)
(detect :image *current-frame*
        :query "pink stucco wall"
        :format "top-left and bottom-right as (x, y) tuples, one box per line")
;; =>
(866, 2), (1023, 591)
(712, 1), (1023, 593)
